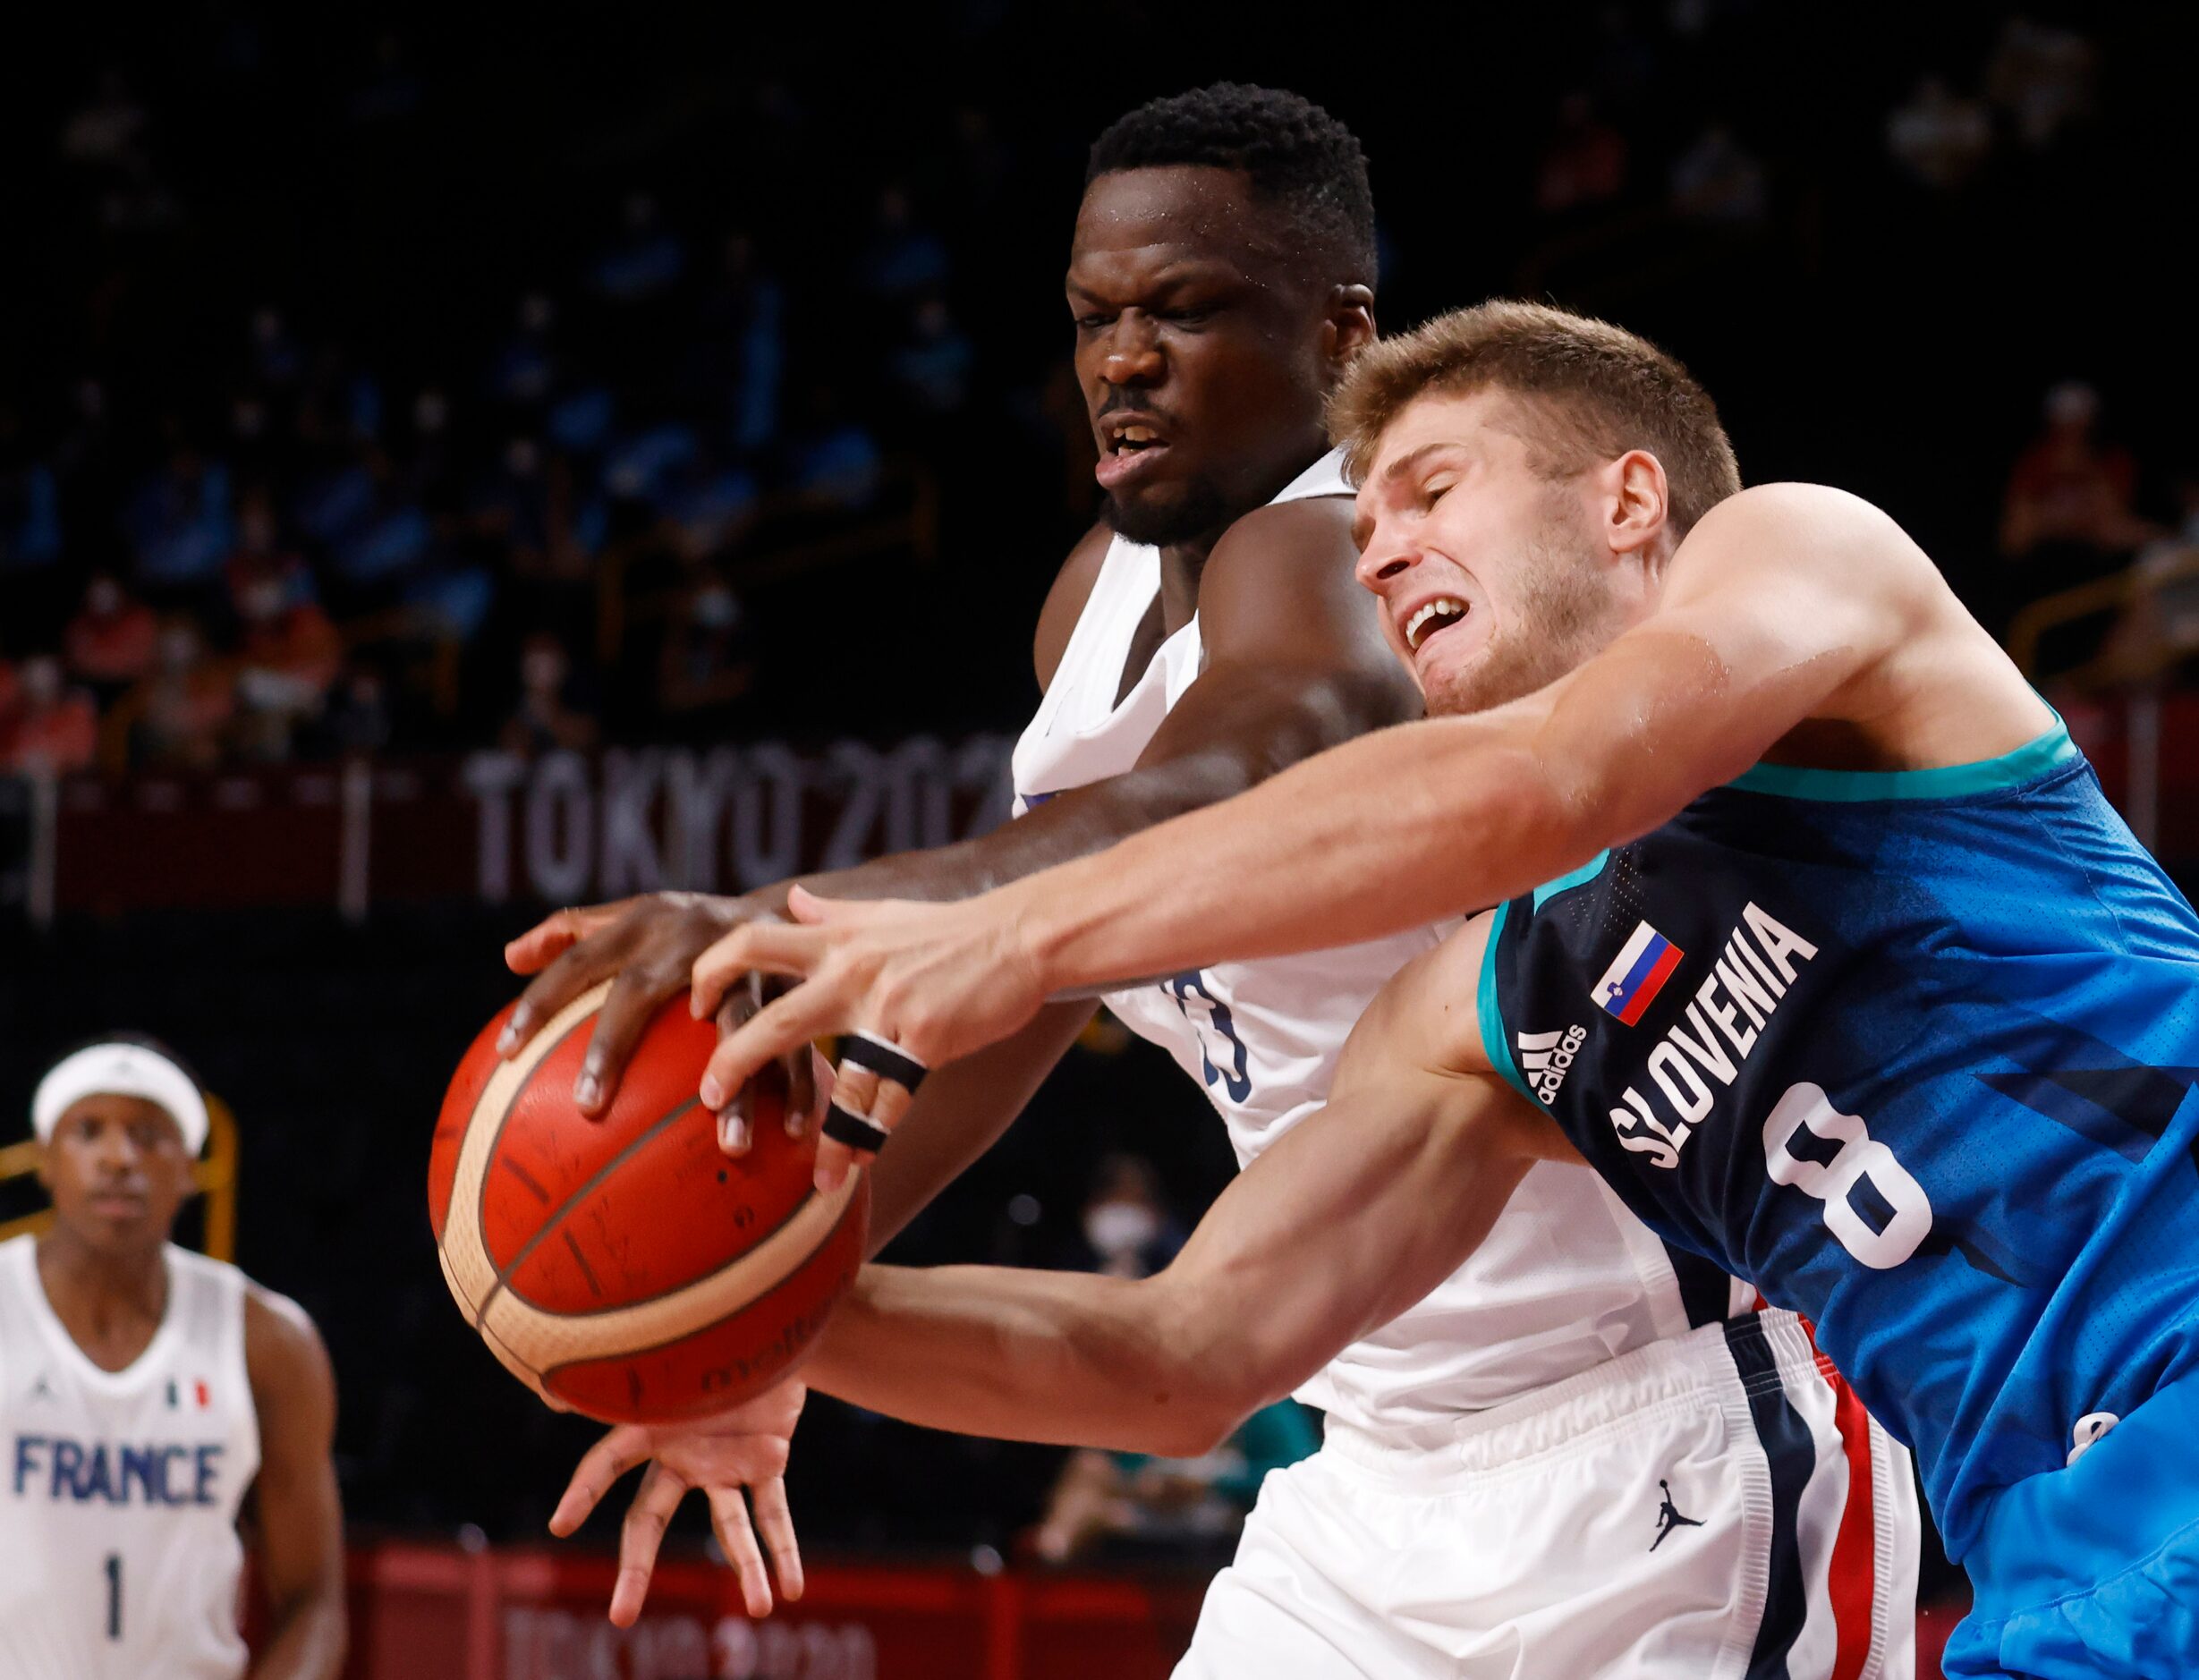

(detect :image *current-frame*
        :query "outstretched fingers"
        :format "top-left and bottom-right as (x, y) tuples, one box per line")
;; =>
(610, 1464), (689, 1628)
(749, 1477), (804, 1604)
(708, 1485), (777, 1619)
(549, 1424), (653, 1538)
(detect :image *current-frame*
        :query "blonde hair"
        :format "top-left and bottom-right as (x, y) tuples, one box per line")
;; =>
(1329, 300), (1742, 533)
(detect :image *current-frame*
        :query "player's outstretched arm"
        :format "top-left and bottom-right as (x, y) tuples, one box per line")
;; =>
(242, 1289), (347, 1680)
(799, 922), (1574, 1455)
(498, 499), (1417, 1126)
(700, 483), (2050, 1118)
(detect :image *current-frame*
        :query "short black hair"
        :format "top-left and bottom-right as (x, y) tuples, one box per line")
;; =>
(1086, 83), (1377, 284)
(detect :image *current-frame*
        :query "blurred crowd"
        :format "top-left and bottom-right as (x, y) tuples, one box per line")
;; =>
(0, 34), (1032, 776)
(4, 9), (2189, 781)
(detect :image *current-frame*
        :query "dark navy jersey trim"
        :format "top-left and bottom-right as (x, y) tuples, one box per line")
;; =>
(1477, 902), (1538, 1105)
(1668, 1244), (1735, 1328)
(1728, 721), (2075, 802)
(1728, 1316), (1813, 1680)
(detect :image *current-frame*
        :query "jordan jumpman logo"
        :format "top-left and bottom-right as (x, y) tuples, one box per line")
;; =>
(1650, 1480), (1705, 1550)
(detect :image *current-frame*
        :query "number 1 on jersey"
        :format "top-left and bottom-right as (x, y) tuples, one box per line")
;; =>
(104, 1552), (122, 1641)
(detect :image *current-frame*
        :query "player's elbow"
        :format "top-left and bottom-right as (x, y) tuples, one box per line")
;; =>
(1116, 1280), (1280, 1458)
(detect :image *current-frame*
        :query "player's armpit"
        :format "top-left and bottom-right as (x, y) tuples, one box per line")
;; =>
(242, 1289), (347, 1680)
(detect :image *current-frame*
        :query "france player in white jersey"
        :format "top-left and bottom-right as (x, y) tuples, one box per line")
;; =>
(0, 1038), (345, 1679)
(516, 88), (1919, 1676)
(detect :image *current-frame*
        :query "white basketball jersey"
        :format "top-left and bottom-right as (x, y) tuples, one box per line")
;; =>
(0, 1235), (260, 1680)
(1015, 450), (1750, 1432)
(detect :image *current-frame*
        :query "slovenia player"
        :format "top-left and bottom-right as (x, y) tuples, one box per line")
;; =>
(693, 301), (2199, 1680)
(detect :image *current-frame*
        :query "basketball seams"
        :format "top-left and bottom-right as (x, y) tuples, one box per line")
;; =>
(536, 1196), (862, 1407)
(439, 980), (612, 1354)
(488, 1095), (702, 1313)
(508, 1151), (822, 1318)
(479, 1172), (861, 1370)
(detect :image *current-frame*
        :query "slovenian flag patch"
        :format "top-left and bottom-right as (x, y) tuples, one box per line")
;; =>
(1593, 921), (1685, 1025)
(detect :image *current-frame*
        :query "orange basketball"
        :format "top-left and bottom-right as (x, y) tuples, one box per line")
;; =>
(429, 982), (867, 1424)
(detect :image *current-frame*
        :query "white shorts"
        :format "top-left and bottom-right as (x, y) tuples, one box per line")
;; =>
(1176, 1311), (1919, 1680)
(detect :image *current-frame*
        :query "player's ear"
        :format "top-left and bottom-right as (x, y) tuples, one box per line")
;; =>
(1325, 284), (1376, 367)
(1606, 449), (1670, 559)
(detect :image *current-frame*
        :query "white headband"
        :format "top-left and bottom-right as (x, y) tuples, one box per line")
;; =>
(31, 1043), (209, 1157)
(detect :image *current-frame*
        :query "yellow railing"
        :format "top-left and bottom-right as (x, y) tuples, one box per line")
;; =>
(0, 1094), (239, 1260)
(2006, 544), (2199, 686)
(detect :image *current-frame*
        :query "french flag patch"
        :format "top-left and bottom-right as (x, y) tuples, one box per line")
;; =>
(1593, 921), (1685, 1025)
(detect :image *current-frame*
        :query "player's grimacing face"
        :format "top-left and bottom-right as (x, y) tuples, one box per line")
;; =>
(38, 1094), (194, 1252)
(1351, 390), (1618, 718)
(1068, 165), (1340, 547)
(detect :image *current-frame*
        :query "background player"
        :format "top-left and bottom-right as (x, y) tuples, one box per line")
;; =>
(685, 301), (2199, 1679)
(528, 91), (1916, 1677)
(0, 1037), (346, 1679)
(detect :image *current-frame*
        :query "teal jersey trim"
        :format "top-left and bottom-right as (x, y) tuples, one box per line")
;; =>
(1477, 901), (1538, 1105)
(1533, 849), (1611, 912)
(1729, 722), (2076, 803)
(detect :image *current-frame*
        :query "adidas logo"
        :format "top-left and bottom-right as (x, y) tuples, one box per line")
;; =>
(1518, 1025), (1588, 1105)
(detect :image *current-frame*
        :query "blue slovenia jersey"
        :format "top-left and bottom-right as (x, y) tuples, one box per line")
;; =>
(1482, 723), (2199, 1557)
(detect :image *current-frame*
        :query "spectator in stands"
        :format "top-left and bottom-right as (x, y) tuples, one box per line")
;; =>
(857, 186), (950, 300)
(1668, 123), (1769, 226)
(125, 432), (234, 592)
(1, 656), (98, 775)
(232, 565), (344, 761)
(1533, 91), (1626, 216)
(1986, 17), (2097, 149)
(590, 192), (686, 306)
(131, 618), (235, 770)
(64, 573), (159, 701)
(2000, 382), (2156, 587)
(0, 405), (64, 574)
(890, 297), (975, 417)
(499, 632), (599, 758)
(323, 662), (394, 757)
(658, 564), (757, 728)
(490, 294), (560, 410)
(695, 233), (786, 454)
(782, 385), (883, 513)
(1887, 77), (1994, 191)
(1078, 1155), (1184, 1281)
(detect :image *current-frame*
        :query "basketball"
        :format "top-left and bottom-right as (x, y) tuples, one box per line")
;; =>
(428, 982), (867, 1425)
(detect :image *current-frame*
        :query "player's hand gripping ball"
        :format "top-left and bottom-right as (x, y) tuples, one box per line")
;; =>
(429, 984), (867, 1424)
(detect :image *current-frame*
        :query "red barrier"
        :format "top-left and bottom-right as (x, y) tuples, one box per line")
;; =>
(339, 1540), (1206, 1680)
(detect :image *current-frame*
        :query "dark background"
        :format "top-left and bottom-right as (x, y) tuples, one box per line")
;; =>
(3, 0), (2192, 1604)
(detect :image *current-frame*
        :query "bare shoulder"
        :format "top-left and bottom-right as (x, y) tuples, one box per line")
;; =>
(1034, 522), (1116, 690)
(244, 1282), (335, 1413)
(1200, 494), (1357, 600)
(1677, 482), (1944, 607)
(1199, 494), (1408, 683)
